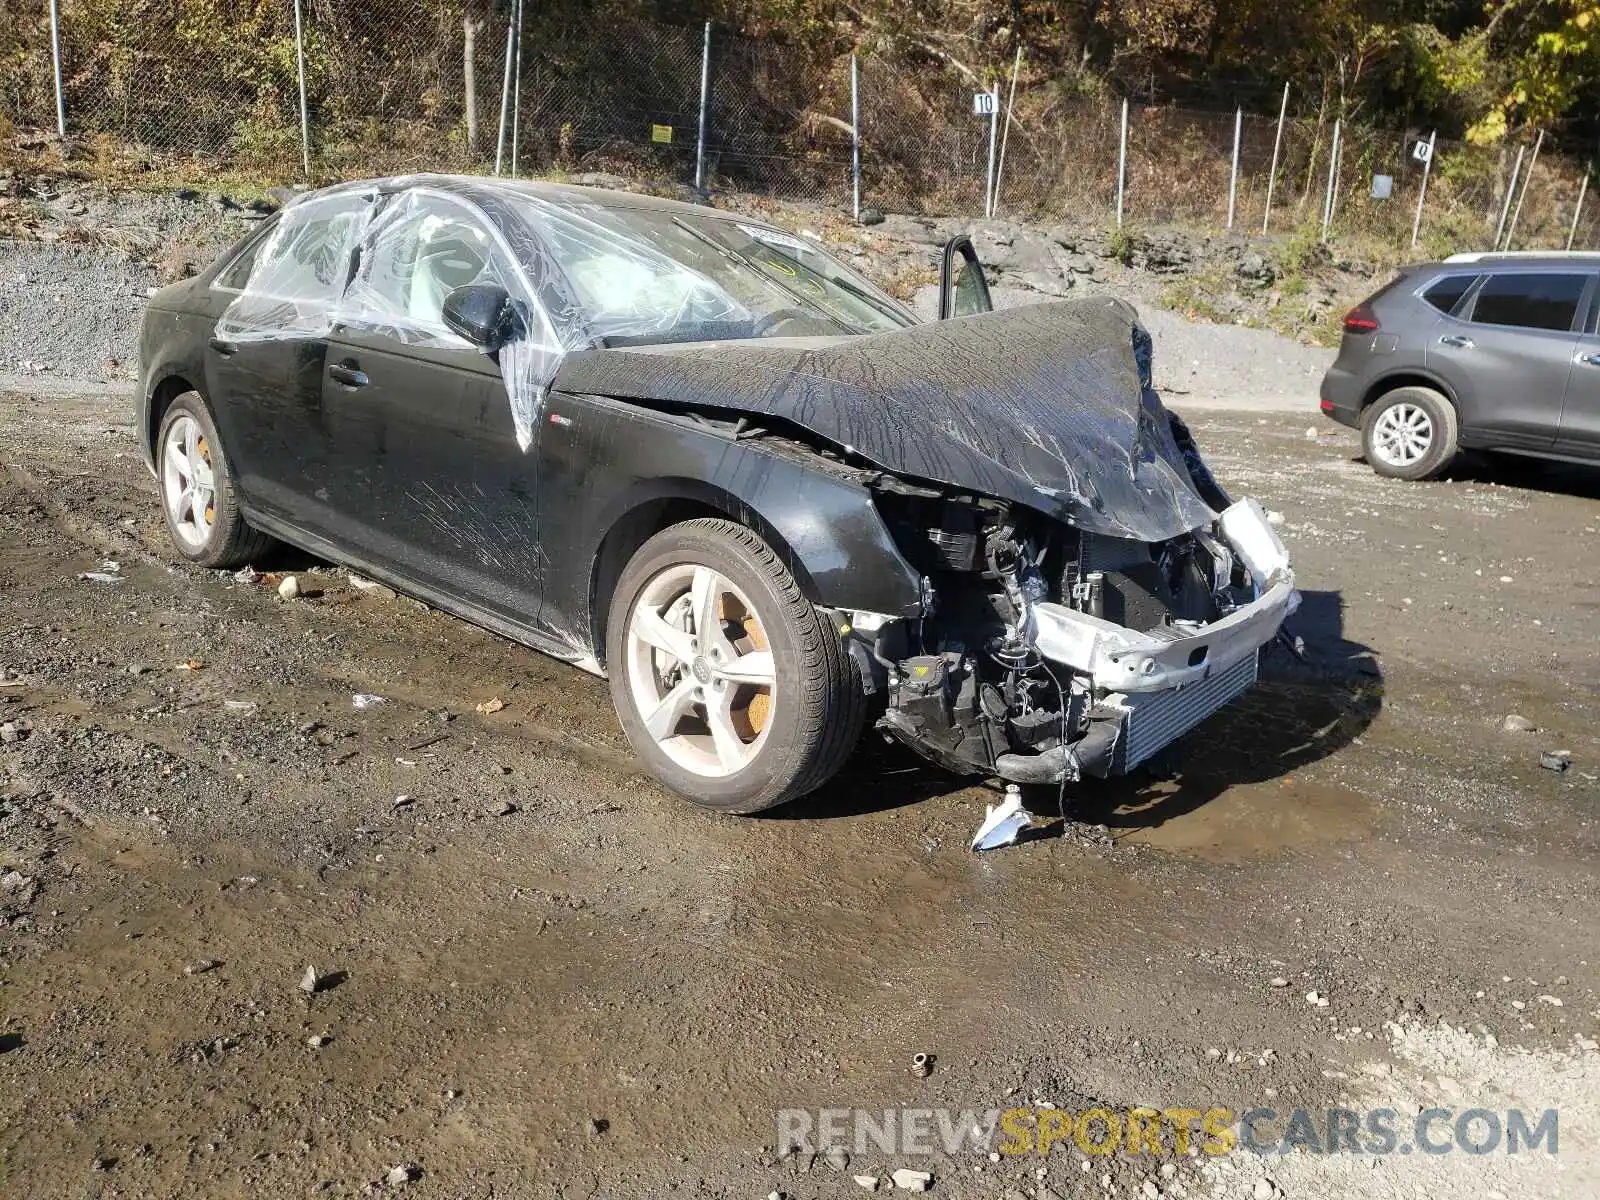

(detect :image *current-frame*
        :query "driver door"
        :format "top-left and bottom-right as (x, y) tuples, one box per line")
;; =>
(939, 235), (994, 319)
(316, 191), (550, 631)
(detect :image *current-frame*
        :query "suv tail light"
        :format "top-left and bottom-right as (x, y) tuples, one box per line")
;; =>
(1342, 301), (1380, 334)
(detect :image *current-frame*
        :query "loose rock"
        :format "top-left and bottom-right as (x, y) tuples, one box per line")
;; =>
(1540, 749), (1572, 772)
(183, 958), (221, 976)
(277, 575), (300, 600)
(1502, 713), (1537, 733)
(385, 1162), (421, 1186)
(890, 1168), (932, 1191)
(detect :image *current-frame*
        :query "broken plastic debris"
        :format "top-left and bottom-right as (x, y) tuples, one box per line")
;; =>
(1540, 749), (1572, 772)
(223, 700), (257, 714)
(475, 697), (506, 715)
(971, 784), (1033, 851)
(76, 560), (124, 584)
(351, 693), (387, 710)
(232, 565), (261, 584)
(175, 659), (204, 672)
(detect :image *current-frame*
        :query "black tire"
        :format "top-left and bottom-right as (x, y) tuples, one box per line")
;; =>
(1361, 385), (1459, 481)
(605, 518), (864, 813)
(155, 392), (274, 569)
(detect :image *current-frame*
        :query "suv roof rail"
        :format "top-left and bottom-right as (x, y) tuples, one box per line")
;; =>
(1444, 250), (1600, 263)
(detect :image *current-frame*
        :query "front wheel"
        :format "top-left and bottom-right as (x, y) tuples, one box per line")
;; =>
(605, 518), (864, 813)
(1362, 385), (1458, 480)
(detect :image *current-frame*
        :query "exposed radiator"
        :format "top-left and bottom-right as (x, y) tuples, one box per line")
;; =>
(1109, 651), (1260, 773)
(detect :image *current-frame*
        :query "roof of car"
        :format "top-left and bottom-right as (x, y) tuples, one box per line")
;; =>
(301, 172), (742, 221)
(1442, 251), (1600, 265)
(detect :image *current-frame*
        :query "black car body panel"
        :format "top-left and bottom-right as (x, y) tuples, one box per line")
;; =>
(551, 298), (1217, 544)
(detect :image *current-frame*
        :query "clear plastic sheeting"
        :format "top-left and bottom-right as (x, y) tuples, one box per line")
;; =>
(215, 190), (375, 343)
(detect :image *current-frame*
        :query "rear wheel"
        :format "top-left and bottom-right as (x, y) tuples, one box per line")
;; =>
(156, 392), (274, 569)
(1362, 385), (1458, 480)
(605, 518), (864, 813)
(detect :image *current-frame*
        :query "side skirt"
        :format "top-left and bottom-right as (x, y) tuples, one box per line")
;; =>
(242, 509), (606, 678)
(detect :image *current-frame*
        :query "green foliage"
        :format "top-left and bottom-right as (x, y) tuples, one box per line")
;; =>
(1103, 223), (1135, 265)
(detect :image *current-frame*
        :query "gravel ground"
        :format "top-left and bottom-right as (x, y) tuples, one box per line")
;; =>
(1, 380), (1597, 1198)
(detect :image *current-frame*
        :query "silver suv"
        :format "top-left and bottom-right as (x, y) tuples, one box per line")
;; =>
(1319, 252), (1600, 478)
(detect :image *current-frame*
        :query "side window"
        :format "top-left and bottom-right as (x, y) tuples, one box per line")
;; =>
(345, 193), (514, 342)
(216, 193), (371, 339)
(1468, 273), (1588, 332)
(214, 224), (273, 291)
(1421, 274), (1476, 316)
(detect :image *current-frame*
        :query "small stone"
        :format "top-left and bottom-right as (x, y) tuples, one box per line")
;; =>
(853, 1177), (881, 1192)
(1253, 1180), (1276, 1200)
(1305, 426), (1319, 440)
(184, 959), (221, 976)
(299, 964), (321, 994)
(824, 1146), (851, 1171)
(890, 1168), (932, 1192)
(1538, 995), (1563, 1007)
(586, 1117), (608, 1136)
(385, 1162), (421, 1186)
(0, 721), (24, 744)
(1160, 1162), (1177, 1180)
(277, 575), (300, 600)
(1512, 1000), (1527, 1011)
(1270, 977), (1288, 988)
(1502, 714), (1537, 733)
(1540, 750), (1572, 772)
(1142, 1181), (1160, 1199)
(1205, 1047), (1222, 1061)
(307, 1034), (330, 1048)
(492, 800), (518, 817)
(475, 697), (506, 715)
(1266, 509), (1285, 526)
(392, 794), (415, 810)
(1306, 990), (1326, 1006)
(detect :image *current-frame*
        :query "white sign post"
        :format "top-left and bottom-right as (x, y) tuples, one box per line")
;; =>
(978, 89), (999, 217)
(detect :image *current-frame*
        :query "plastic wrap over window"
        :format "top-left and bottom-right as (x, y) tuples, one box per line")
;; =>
(216, 191), (374, 342)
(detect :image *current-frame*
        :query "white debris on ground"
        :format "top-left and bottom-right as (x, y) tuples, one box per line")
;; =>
(1201, 1018), (1600, 1200)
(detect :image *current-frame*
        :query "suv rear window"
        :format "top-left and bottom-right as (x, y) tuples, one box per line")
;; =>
(1469, 272), (1587, 332)
(1422, 274), (1476, 315)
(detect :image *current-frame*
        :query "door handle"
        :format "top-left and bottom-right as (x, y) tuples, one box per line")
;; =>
(1577, 353), (1600, 367)
(1438, 334), (1475, 350)
(328, 361), (369, 388)
(208, 337), (237, 357)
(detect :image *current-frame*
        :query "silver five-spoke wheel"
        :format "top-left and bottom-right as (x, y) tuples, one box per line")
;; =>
(162, 413), (217, 549)
(624, 563), (777, 779)
(1369, 401), (1433, 468)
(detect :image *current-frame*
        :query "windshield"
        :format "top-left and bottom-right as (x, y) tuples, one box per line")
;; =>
(523, 203), (917, 347)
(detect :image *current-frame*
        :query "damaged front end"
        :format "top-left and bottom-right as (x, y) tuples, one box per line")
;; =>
(852, 477), (1296, 787)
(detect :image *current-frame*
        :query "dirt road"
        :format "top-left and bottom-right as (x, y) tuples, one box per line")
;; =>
(2, 387), (1598, 1199)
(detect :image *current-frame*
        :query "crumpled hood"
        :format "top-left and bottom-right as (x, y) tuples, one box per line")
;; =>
(551, 296), (1217, 542)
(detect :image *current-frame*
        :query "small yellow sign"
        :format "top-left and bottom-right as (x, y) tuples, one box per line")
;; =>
(651, 124), (673, 144)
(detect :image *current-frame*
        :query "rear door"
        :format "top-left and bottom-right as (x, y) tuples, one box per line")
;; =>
(1556, 285), (1600, 460)
(1429, 270), (1592, 451)
(205, 191), (373, 524)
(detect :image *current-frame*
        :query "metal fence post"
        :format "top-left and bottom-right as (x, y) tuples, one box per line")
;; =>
(47, 0), (66, 137)
(1226, 106), (1241, 229)
(695, 22), (711, 192)
(1262, 83), (1288, 234)
(1494, 144), (1525, 249)
(850, 53), (861, 221)
(1116, 98), (1128, 228)
(292, 0), (311, 176)
(1321, 118), (1341, 241)
(464, 17), (479, 156)
(493, 9), (514, 175)
(1410, 130), (1436, 250)
(1568, 172), (1589, 250)
(1503, 128), (1543, 249)
(510, 0), (524, 177)
(992, 47), (1022, 218)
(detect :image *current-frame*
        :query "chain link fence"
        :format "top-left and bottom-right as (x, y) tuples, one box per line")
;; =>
(3, 0), (1599, 254)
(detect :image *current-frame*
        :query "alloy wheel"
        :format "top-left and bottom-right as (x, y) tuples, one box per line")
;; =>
(162, 413), (218, 549)
(1371, 402), (1433, 468)
(623, 563), (778, 779)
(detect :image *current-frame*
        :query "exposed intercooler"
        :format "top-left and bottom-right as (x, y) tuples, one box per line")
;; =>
(1103, 651), (1259, 773)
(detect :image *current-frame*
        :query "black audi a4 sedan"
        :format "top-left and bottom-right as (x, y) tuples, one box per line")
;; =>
(137, 174), (1296, 812)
